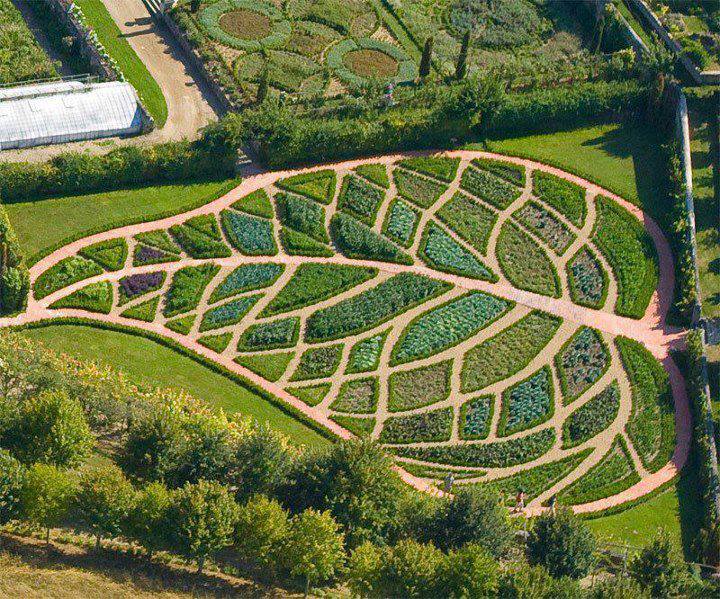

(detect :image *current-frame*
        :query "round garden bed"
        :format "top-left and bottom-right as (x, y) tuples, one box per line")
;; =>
(326, 38), (417, 88)
(200, 0), (291, 52)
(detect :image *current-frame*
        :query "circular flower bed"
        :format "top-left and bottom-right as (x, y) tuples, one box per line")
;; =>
(326, 38), (417, 88)
(200, 0), (291, 52)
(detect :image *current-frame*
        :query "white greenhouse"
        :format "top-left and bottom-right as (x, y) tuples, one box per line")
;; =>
(0, 79), (145, 150)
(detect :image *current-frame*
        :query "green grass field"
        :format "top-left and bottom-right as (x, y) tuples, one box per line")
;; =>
(75, 0), (167, 126)
(21, 324), (328, 448)
(5, 178), (238, 264)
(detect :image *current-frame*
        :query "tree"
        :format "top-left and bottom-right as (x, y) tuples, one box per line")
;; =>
(589, 576), (650, 599)
(378, 539), (445, 598)
(442, 543), (499, 598)
(630, 531), (688, 598)
(123, 402), (183, 480)
(169, 480), (238, 574)
(526, 507), (596, 579)
(3, 389), (93, 469)
(74, 464), (136, 549)
(282, 509), (345, 597)
(498, 564), (582, 599)
(419, 37), (433, 79)
(0, 331), (63, 403)
(456, 31), (471, 80)
(0, 449), (25, 525)
(235, 494), (290, 574)
(347, 541), (384, 598)
(20, 463), (75, 546)
(125, 481), (172, 557)
(430, 486), (513, 556)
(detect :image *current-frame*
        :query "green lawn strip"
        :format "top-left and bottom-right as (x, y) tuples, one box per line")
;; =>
(393, 428), (555, 468)
(391, 292), (513, 365)
(558, 436), (640, 506)
(78, 238), (128, 271)
(235, 351), (294, 382)
(19, 322), (327, 446)
(380, 407), (453, 444)
(6, 179), (238, 265)
(566, 245), (609, 310)
(208, 263), (284, 304)
(459, 395), (494, 441)
(554, 326), (611, 404)
(532, 171), (586, 228)
(498, 366), (554, 437)
(330, 212), (412, 265)
(388, 361), (451, 412)
(592, 195), (658, 319)
(616, 336), (675, 473)
(290, 344), (343, 381)
(289, 383), (332, 407)
(75, 0), (167, 125)
(345, 330), (389, 374)
(33, 256), (104, 300)
(496, 221), (560, 297)
(330, 414), (376, 437)
(461, 311), (561, 393)
(436, 192), (498, 255)
(275, 170), (337, 204)
(120, 296), (160, 322)
(305, 272), (451, 343)
(471, 449), (593, 507)
(563, 382), (621, 449)
(49, 281), (113, 314)
(330, 377), (379, 414)
(164, 264), (220, 317)
(354, 163), (390, 189)
(419, 221), (497, 282)
(231, 189), (275, 218)
(262, 263), (377, 317)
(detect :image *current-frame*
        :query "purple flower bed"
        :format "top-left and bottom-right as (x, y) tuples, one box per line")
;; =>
(118, 272), (166, 305)
(133, 244), (179, 266)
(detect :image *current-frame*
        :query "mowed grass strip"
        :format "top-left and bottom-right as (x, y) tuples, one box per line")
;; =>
(75, 0), (168, 125)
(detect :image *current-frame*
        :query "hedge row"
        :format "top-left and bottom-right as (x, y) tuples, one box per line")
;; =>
(0, 206), (29, 315)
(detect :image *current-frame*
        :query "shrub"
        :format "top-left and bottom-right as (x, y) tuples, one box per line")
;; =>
(275, 192), (329, 242)
(562, 383), (620, 448)
(198, 294), (261, 332)
(50, 281), (113, 314)
(337, 174), (385, 225)
(393, 167), (448, 208)
(630, 531), (688, 598)
(391, 292), (512, 365)
(496, 221), (560, 297)
(394, 428), (555, 468)
(499, 366), (554, 436)
(460, 165), (521, 209)
(382, 199), (420, 248)
(118, 272), (166, 305)
(566, 246), (608, 309)
(513, 201), (576, 255)
(78, 238), (128, 271)
(330, 378), (379, 414)
(231, 188), (275, 218)
(355, 163), (389, 189)
(290, 344), (343, 381)
(330, 213), (412, 265)
(209, 263), (284, 303)
(345, 330), (388, 374)
(388, 361), (451, 412)
(555, 327), (610, 403)
(532, 171), (586, 228)
(275, 169), (336, 204)
(305, 272), (450, 342)
(262, 263), (376, 317)
(419, 221), (496, 281)
(220, 210), (278, 256)
(592, 195), (658, 319)
(380, 407), (453, 444)
(461, 311), (561, 393)
(526, 508), (597, 579)
(0, 266), (29, 315)
(459, 395), (493, 440)
(236, 316), (300, 351)
(0, 450), (24, 525)
(164, 264), (220, 317)
(397, 156), (461, 183)
(34, 256), (103, 300)
(436, 192), (498, 255)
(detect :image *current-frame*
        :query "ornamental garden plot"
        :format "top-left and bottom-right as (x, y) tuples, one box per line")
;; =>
(23, 152), (677, 511)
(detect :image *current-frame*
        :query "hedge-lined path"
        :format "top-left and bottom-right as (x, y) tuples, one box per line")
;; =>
(2, 151), (691, 515)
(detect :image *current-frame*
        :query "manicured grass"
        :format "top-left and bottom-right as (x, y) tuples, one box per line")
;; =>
(5, 179), (238, 264)
(20, 324), (327, 447)
(75, 0), (167, 125)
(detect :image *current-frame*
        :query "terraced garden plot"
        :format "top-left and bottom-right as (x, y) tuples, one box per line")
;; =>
(20, 152), (681, 513)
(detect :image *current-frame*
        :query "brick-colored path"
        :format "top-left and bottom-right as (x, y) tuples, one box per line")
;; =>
(1, 151), (690, 514)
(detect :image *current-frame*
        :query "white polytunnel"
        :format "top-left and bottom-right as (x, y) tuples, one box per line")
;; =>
(0, 79), (145, 150)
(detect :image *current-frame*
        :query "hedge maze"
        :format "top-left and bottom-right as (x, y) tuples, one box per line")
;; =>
(26, 152), (677, 511)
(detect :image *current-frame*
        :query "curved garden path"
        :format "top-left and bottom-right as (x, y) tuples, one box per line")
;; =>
(0, 151), (691, 515)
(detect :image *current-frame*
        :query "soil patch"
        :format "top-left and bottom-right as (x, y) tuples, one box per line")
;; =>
(219, 9), (271, 40)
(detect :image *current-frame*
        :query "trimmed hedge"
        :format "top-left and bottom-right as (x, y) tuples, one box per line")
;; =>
(326, 37), (417, 88)
(120, 296), (160, 323)
(235, 350), (294, 382)
(78, 238), (128, 272)
(397, 156), (461, 183)
(231, 189), (275, 218)
(288, 383), (331, 407)
(471, 157), (526, 187)
(355, 163), (389, 189)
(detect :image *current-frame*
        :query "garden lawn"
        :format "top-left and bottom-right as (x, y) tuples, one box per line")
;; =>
(4, 179), (238, 263)
(74, 0), (167, 125)
(21, 324), (328, 447)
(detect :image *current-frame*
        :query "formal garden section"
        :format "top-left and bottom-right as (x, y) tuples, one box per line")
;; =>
(23, 153), (674, 509)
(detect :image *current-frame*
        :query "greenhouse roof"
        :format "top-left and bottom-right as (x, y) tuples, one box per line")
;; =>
(0, 80), (144, 150)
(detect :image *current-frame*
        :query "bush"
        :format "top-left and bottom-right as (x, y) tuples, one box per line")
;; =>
(630, 531), (688, 598)
(0, 207), (28, 314)
(0, 449), (25, 525)
(498, 564), (583, 598)
(526, 508), (596, 579)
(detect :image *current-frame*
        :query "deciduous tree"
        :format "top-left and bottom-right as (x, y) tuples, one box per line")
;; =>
(20, 463), (75, 546)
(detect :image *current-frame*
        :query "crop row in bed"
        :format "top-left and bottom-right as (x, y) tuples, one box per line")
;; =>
(382, 199), (420, 248)
(330, 212), (412, 265)
(164, 264), (220, 318)
(459, 395), (493, 441)
(499, 366), (554, 436)
(513, 200), (576, 256)
(290, 343), (343, 381)
(209, 263), (284, 304)
(220, 210), (278, 256)
(566, 246), (608, 309)
(388, 361), (451, 412)
(562, 382), (620, 449)
(419, 222), (496, 281)
(345, 330), (388, 374)
(237, 316), (300, 351)
(436, 192), (497, 255)
(460, 165), (522, 210)
(170, 214), (231, 259)
(393, 168), (449, 209)
(330, 377), (378, 413)
(532, 171), (586, 228)
(337, 174), (385, 224)
(380, 407), (453, 444)
(555, 327), (610, 404)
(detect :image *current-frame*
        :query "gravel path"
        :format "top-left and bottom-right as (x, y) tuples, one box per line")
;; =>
(2, 151), (690, 515)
